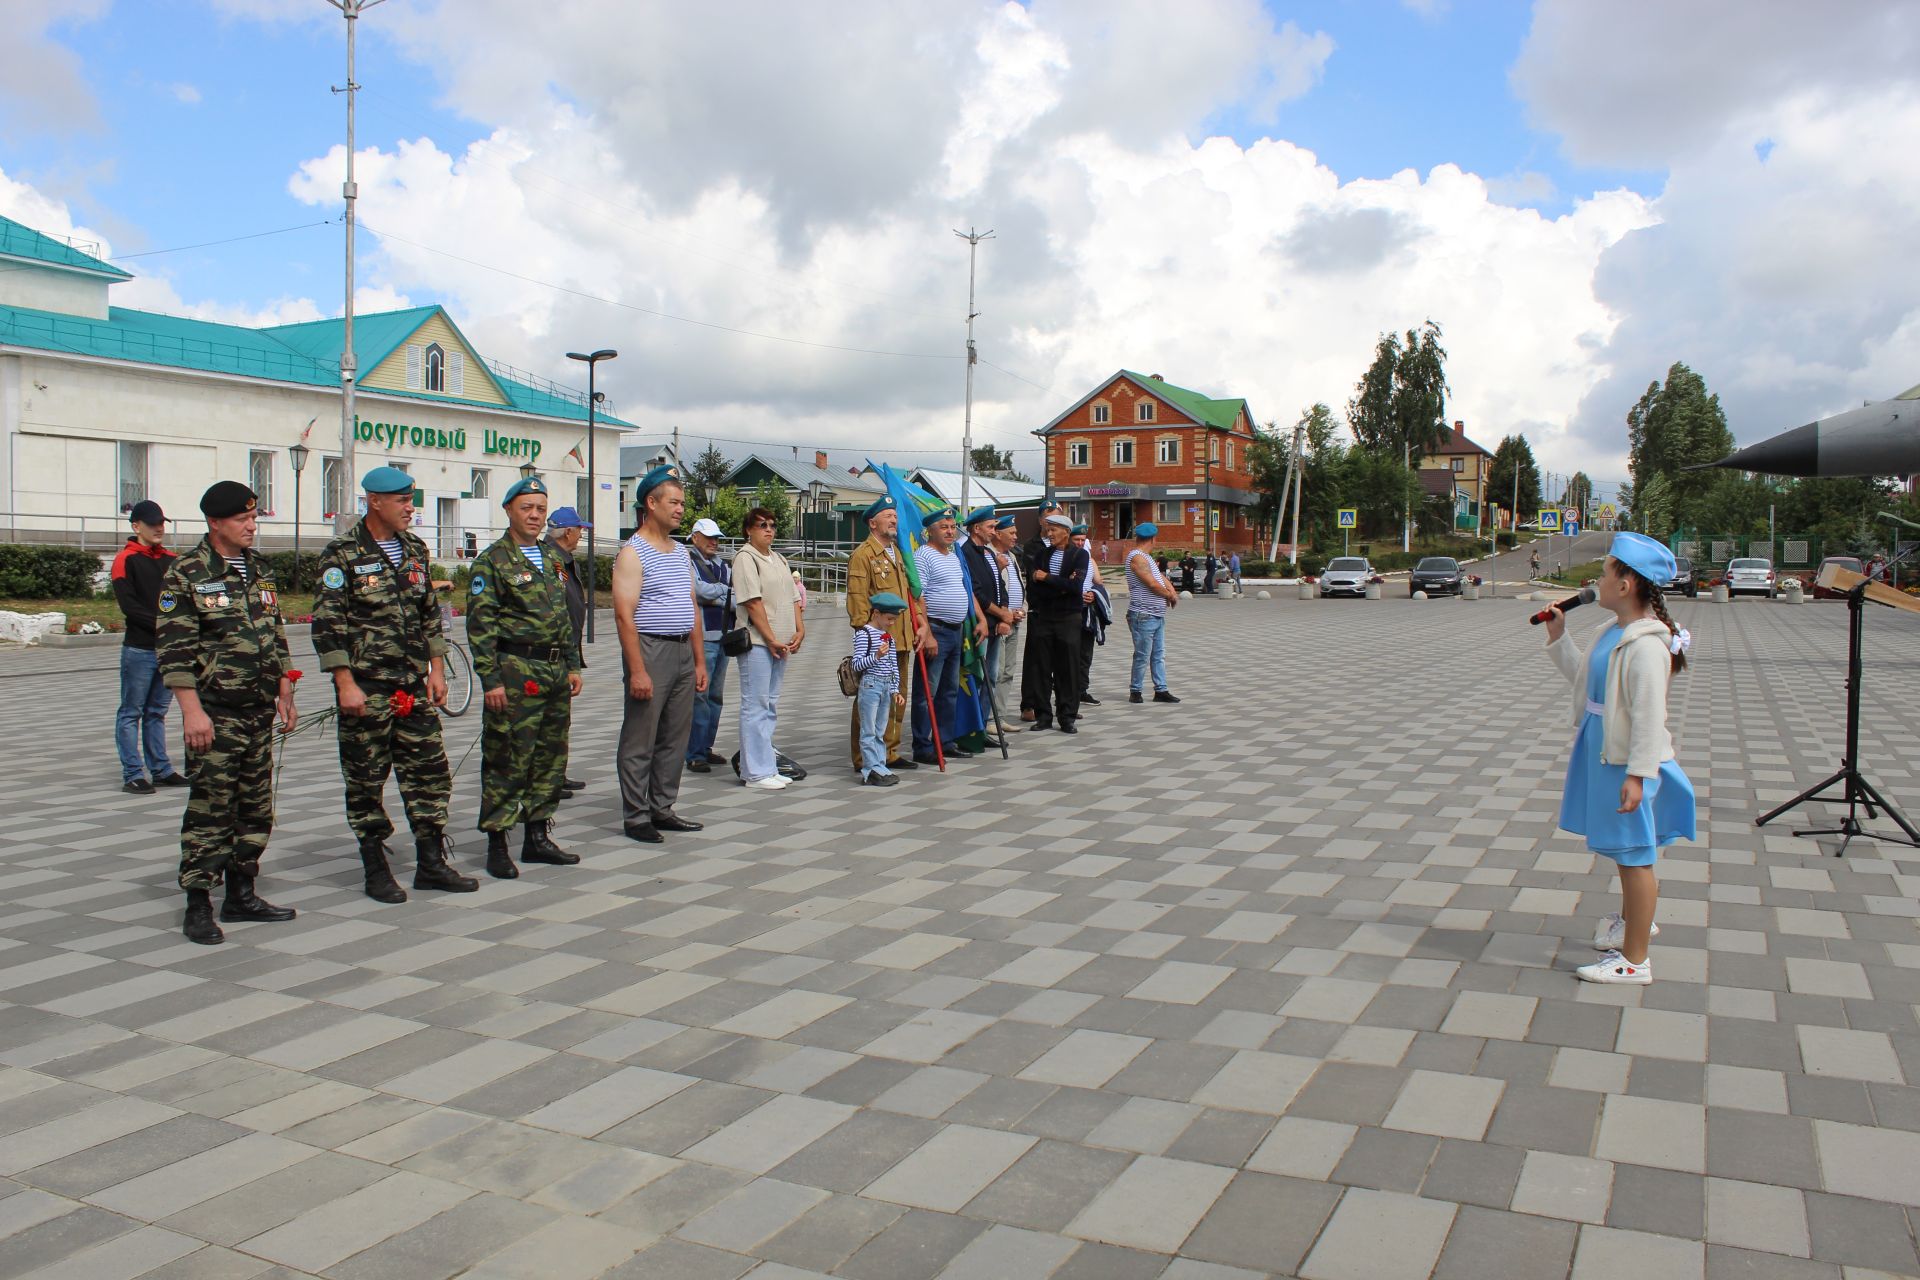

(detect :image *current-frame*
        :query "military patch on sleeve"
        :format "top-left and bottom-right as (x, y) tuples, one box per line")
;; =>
(322, 566), (346, 590)
(470, 574), (486, 596)
(157, 591), (176, 613)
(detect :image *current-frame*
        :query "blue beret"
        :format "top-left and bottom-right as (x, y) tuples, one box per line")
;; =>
(634, 465), (681, 506)
(921, 506), (954, 529)
(995, 515), (1016, 529)
(869, 591), (908, 613)
(1609, 531), (1676, 585)
(1071, 523), (1088, 536)
(501, 475), (548, 508)
(362, 465), (414, 495)
(963, 504), (996, 527)
(547, 505), (590, 529)
(864, 495), (896, 520)
(1134, 522), (1158, 538)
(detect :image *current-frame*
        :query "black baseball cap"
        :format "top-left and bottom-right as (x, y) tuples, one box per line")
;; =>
(128, 500), (165, 525)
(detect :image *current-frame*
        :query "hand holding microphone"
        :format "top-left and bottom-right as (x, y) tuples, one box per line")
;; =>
(1529, 586), (1596, 626)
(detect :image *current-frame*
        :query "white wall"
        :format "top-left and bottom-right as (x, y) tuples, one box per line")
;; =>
(0, 264), (109, 320)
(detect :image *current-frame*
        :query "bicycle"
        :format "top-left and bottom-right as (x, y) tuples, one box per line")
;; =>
(437, 600), (476, 717)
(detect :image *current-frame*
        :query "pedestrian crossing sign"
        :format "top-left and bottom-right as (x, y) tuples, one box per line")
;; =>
(1337, 509), (1357, 528)
(1538, 509), (1562, 533)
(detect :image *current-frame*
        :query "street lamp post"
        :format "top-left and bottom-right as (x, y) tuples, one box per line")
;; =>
(566, 349), (617, 644)
(289, 441), (310, 590)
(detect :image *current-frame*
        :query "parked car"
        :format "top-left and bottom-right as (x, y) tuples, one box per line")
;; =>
(1409, 557), (1465, 597)
(1319, 556), (1374, 597)
(1668, 556), (1696, 598)
(1811, 555), (1864, 600)
(1724, 557), (1777, 598)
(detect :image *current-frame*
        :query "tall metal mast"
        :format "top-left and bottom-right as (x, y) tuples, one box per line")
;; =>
(328, 0), (384, 532)
(953, 227), (993, 514)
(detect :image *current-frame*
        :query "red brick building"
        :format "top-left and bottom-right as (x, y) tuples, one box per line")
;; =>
(1036, 370), (1260, 556)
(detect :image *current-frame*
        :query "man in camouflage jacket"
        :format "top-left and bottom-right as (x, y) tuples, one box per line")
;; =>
(312, 466), (478, 901)
(156, 481), (299, 945)
(467, 475), (584, 878)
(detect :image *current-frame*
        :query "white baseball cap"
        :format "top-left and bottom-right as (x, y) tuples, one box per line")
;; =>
(691, 517), (723, 537)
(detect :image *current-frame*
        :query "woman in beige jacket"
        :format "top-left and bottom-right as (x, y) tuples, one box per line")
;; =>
(1543, 532), (1695, 986)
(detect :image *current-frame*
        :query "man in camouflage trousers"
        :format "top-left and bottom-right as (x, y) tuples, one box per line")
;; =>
(156, 481), (299, 945)
(312, 466), (478, 902)
(467, 475), (584, 878)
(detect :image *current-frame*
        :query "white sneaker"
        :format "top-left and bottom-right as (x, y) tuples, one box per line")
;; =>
(1577, 950), (1652, 985)
(1592, 912), (1660, 951)
(746, 775), (791, 790)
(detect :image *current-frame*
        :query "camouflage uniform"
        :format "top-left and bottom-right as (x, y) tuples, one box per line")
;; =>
(156, 537), (289, 891)
(467, 534), (581, 831)
(311, 520), (452, 841)
(846, 535), (915, 768)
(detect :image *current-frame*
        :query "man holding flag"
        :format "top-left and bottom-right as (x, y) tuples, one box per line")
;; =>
(846, 495), (919, 773)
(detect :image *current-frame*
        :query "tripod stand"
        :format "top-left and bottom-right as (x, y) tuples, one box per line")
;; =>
(1755, 581), (1920, 856)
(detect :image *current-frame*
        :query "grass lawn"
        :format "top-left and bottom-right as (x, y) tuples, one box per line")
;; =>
(1546, 559), (1605, 587)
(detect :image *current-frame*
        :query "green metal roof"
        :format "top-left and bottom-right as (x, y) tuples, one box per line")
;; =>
(0, 214), (132, 280)
(1118, 370), (1249, 431)
(0, 301), (631, 428)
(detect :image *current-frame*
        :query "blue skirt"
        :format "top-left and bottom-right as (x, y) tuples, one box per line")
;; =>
(1559, 715), (1696, 866)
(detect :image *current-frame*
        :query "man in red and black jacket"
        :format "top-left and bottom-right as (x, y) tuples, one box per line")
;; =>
(112, 500), (185, 794)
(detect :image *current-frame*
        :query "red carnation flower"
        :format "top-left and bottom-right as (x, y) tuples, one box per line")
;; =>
(286, 669), (303, 683)
(523, 680), (541, 696)
(391, 690), (416, 717)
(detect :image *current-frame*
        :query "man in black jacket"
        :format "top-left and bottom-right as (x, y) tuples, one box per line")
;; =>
(960, 505), (1012, 745)
(1019, 500), (1061, 721)
(111, 500), (185, 793)
(1026, 513), (1090, 733)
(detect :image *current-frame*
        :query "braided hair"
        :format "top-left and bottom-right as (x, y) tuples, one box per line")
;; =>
(1626, 568), (1688, 674)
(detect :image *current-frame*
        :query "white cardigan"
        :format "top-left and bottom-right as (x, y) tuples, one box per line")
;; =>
(1547, 616), (1676, 779)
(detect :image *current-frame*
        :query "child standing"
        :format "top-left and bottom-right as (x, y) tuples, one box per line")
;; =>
(1543, 532), (1695, 985)
(853, 592), (909, 787)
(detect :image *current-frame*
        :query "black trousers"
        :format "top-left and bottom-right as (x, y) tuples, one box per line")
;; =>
(1078, 627), (1096, 695)
(1029, 612), (1082, 725)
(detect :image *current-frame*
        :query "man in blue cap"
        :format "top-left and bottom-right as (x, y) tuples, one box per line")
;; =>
(313, 466), (477, 902)
(846, 493), (920, 772)
(468, 474), (584, 876)
(542, 505), (592, 794)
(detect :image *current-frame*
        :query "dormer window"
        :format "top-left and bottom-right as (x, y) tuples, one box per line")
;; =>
(425, 343), (446, 392)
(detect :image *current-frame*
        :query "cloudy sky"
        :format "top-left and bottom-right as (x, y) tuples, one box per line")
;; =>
(4, 1), (1917, 494)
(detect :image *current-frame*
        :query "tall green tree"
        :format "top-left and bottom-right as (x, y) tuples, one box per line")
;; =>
(1635, 472), (1676, 540)
(750, 478), (795, 537)
(1248, 404), (1341, 541)
(968, 443), (1030, 481)
(1485, 435), (1543, 525)
(1626, 362), (1734, 523)
(686, 484), (751, 538)
(1345, 320), (1451, 463)
(1561, 472), (1594, 515)
(685, 444), (732, 507)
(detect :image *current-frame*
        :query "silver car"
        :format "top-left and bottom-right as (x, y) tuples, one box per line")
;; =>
(1319, 556), (1374, 597)
(1725, 557), (1776, 598)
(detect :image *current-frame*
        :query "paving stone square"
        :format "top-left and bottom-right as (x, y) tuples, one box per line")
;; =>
(2, 589), (1919, 1277)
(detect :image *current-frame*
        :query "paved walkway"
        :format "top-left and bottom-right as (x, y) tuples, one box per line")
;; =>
(1, 592), (1917, 1279)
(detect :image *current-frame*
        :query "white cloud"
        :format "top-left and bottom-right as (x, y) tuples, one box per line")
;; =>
(169, 83), (202, 105)
(0, 0), (108, 134)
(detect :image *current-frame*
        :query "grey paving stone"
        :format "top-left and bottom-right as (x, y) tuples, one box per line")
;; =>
(600, 1238), (754, 1280)
(836, 1207), (987, 1280)
(1419, 1137), (1525, 1210)
(1607, 1163), (1706, 1239)
(1181, 1170), (1342, 1277)
(326, 1191), (554, 1280)
(1801, 1191), (1920, 1272)
(1331, 1127), (1439, 1194)
(1432, 1205), (1578, 1280)
(755, 1195), (905, 1273)
(960, 1138), (1134, 1231)
(1299, 1187), (1456, 1280)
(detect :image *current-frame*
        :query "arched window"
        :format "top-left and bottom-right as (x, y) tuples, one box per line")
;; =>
(425, 343), (446, 392)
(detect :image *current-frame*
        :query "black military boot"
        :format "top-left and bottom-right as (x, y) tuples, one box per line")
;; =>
(183, 888), (224, 945)
(413, 832), (479, 893)
(221, 870), (296, 923)
(485, 830), (518, 879)
(522, 820), (579, 865)
(359, 837), (408, 904)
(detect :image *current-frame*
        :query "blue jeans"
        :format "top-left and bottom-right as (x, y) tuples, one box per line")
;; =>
(1128, 613), (1167, 693)
(116, 645), (175, 782)
(736, 644), (787, 782)
(911, 623), (962, 755)
(856, 680), (894, 776)
(687, 638), (728, 762)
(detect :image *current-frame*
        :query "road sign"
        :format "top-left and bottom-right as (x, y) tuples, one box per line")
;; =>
(1337, 509), (1358, 529)
(1564, 518), (1580, 537)
(1538, 509), (1562, 533)
(1595, 502), (1617, 520)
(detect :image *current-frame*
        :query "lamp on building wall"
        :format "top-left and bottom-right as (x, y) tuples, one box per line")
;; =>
(566, 348), (617, 644)
(520, 460), (537, 479)
(288, 440), (310, 590)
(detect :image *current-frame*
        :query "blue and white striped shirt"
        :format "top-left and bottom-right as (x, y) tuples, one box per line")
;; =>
(1127, 549), (1169, 617)
(915, 542), (970, 623)
(518, 543), (545, 572)
(374, 536), (405, 567)
(1003, 552), (1025, 611)
(850, 624), (900, 693)
(629, 532), (696, 635)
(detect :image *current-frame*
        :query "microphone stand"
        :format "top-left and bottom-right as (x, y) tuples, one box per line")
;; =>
(1755, 568), (1919, 856)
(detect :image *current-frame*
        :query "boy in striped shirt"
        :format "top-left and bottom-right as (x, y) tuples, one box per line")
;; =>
(852, 593), (908, 787)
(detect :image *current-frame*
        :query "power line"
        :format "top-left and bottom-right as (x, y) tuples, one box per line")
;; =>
(0, 218), (337, 278)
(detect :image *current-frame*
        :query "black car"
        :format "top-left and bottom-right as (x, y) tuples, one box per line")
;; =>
(1668, 556), (1696, 598)
(1409, 556), (1465, 597)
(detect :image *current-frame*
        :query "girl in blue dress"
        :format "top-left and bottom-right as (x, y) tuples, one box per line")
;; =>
(1543, 532), (1695, 985)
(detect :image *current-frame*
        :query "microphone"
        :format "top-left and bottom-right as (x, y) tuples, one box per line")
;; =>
(1530, 586), (1596, 625)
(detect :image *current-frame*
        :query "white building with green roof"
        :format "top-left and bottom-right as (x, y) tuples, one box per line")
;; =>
(0, 213), (627, 557)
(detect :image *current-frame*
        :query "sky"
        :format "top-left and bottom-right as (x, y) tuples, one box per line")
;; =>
(4, 0), (1918, 499)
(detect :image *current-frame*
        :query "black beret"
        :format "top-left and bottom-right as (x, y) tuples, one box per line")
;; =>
(200, 481), (258, 519)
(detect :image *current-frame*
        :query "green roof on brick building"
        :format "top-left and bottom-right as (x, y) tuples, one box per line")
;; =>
(1117, 370), (1249, 430)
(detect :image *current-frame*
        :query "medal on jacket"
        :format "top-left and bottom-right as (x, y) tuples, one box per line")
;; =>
(215, 594), (230, 608)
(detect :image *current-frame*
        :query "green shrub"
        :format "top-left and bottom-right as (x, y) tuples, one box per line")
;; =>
(1298, 554), (1327, 577)
(0, 545), (102, 598)
(260, 551), (323, 588)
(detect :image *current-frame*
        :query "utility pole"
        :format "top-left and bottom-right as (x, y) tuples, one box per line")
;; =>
(566, 349), (617, 644)
(1268, 426), (1296, 564)
(1288, 423), (1304, 574)
(1403, 439), (1411, 553)
(953, 227), (993, 515)
(326, 0), (383, 534)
